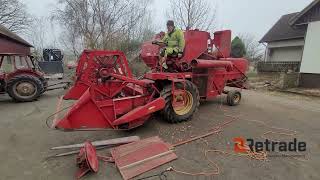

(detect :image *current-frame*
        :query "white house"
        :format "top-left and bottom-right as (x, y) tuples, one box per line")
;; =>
(260, 0), (320, 88)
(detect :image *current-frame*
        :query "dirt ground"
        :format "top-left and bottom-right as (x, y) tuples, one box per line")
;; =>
(0, 86), (320, 180)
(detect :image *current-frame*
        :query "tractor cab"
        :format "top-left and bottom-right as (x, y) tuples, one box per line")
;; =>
(1, 54), (38, 71)
(0, 53), (44, 79)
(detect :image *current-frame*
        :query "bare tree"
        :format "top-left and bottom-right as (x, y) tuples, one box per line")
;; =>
(59, 29), (85, 57)
(26, 18), (45, 59)
(52, 0), (152, 57)
(27, 18), (46, 52)
(0, 0), (32, 33)
(26, 17), (61, 59)
(167, 0), (216, 30)
(238, 33), (265, 63)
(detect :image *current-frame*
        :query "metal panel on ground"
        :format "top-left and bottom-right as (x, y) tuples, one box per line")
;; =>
(111, 136), (177, 180)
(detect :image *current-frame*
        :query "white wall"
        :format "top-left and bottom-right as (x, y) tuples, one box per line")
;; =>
(268, 39), (304, 48)
(267, 46), (303, 62)
(300, 21), (320, 74)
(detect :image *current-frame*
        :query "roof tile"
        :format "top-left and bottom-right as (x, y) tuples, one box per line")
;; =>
(260, 13), (306, 43)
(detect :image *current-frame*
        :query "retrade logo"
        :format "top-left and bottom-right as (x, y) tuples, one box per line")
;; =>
(233, 137), (307, 153)
(233, 137), (247, 153)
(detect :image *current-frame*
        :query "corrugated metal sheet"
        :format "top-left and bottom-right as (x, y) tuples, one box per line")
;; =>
(0, 37), (31, 55)
(111, 136), (177, 180)
(0, 24), (32, 47)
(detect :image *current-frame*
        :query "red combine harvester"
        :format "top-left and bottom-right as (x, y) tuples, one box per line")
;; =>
(53, 30), (248, 130)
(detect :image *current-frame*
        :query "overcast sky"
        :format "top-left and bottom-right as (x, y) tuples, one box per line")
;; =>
(22, 0), (313, 45)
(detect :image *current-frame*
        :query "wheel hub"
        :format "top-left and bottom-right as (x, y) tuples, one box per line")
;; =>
(16, 82), (36, 96)
(173, 91), (193, 116)
(233, 94), (240, 103)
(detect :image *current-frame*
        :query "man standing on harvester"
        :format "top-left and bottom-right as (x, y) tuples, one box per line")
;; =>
(153, 20), (185, 69)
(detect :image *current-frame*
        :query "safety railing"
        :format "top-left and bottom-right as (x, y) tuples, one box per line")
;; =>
(257, 61), (301, 72)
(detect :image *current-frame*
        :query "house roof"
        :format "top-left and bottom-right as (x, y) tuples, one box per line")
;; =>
(289, 0), (320, 26)
(259, 13), (306, 43)
(0, 24), (33, 47)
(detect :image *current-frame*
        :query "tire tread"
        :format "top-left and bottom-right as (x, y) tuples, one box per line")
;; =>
(6, 74), (43, 102)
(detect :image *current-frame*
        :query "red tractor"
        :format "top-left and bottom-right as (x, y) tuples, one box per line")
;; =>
(53, 30), (248, 130)
(0, 53), (48, 102)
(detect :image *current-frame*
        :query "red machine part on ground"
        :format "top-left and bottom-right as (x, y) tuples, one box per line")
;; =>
(76, 141), (99, 179)
(53, 29), (248, 131)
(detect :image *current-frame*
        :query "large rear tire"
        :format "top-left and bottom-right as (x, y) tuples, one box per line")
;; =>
(160, 80), (200, 123)
(7, 75), (44, 102)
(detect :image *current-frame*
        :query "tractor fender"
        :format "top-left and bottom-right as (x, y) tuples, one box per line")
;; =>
(6, 70), (44, 81)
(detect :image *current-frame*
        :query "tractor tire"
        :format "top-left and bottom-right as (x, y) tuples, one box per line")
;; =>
(160, 80), (200, 123)
(226, 90), (241, 106)
(6, 75), (44, 102)
(40, 78), (48, 94)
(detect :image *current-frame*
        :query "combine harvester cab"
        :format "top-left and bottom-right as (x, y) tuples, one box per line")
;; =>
(54, 30), (248, 131)
(141, 29), (248, 100)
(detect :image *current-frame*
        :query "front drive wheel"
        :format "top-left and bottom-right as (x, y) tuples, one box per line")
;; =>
(7, 75), (44, 102)
(160, 80), (200, 123)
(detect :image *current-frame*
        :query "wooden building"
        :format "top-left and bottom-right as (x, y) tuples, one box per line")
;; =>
(0, 24), (33, 55)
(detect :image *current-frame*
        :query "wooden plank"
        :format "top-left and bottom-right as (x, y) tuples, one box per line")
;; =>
(50, 136), (140, 150)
